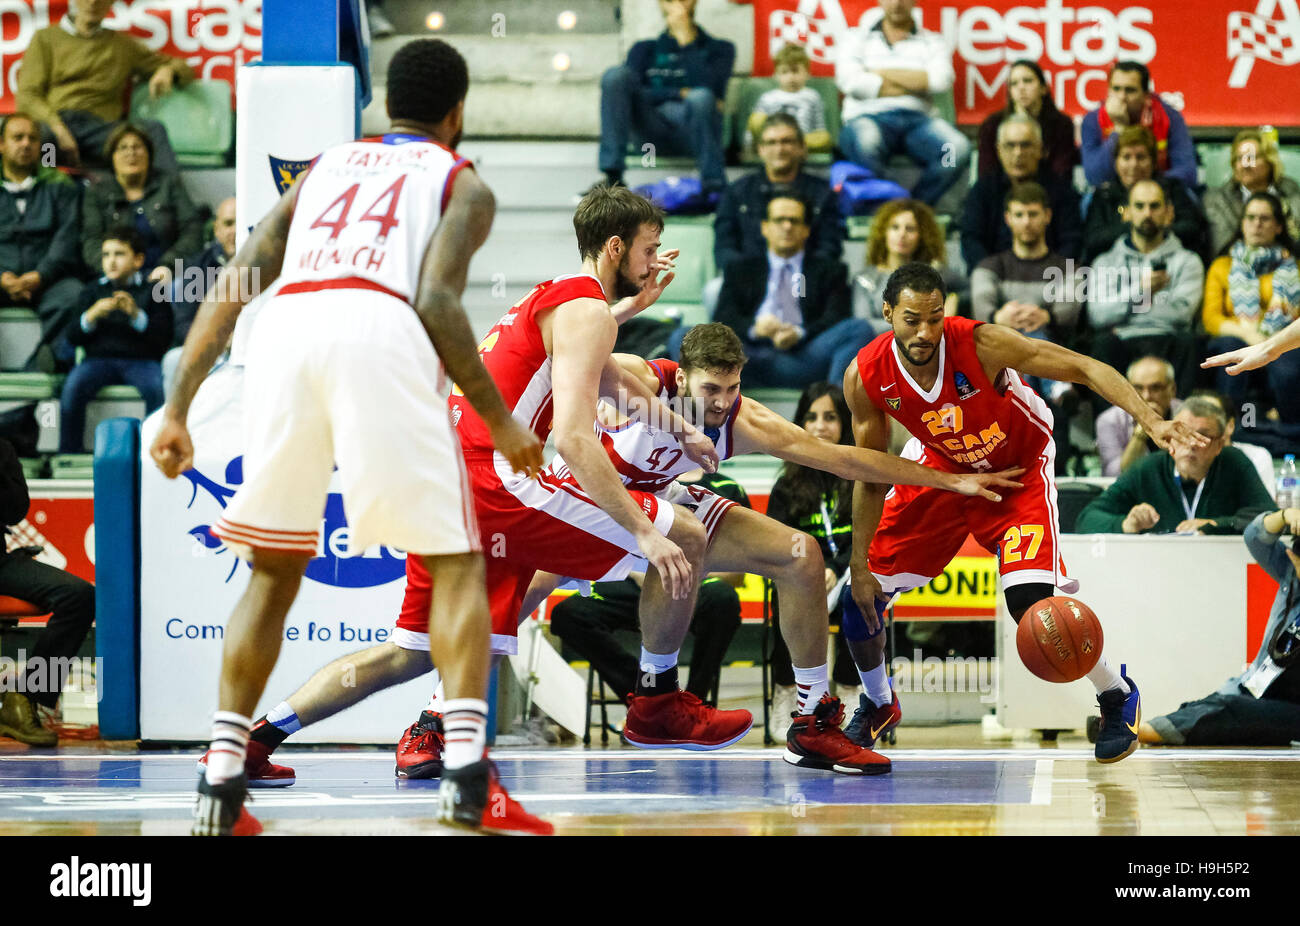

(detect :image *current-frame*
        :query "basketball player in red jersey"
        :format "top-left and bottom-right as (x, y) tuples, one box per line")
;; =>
(151, 40), (546, 835)
(842, 263), (1208, 763)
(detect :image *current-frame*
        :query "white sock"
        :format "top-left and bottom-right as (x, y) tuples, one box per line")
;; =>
(793, 664), (830, 715)
(441, 698), (488, 770)
(265, 701), (301, 735)
(639, 647), (679, 675)
(205, 711), (251, 785)
(859, 663), (892, 707)
(1087, 656), (1130, 695)
(425, 670), (443, 713)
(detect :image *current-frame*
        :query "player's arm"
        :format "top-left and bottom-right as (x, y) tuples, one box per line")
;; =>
(731, 390), (1022, 499)
(1203, 316), (1300, 375)
(845, 362), (892, 632)
(974, 322), (1209, 455)
(415, 169), (542, 478)
(151, 182), (300, 477)
(599, 353), (717, 471)
(551, 300), (694, 599)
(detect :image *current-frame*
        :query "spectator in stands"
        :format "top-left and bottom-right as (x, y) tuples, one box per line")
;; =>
(744, 44), (831, 154)
(0, 437), (94, 746)
(549, 469), (747, 706)
(764, 382), (863, 740)
(81, 124), (203, 288)
(1095, 356), (1182, 477)
(959, 113), (1081, 270)
(970, 181), (1082, 415)
(712, 194), (870, 388)
(1203, 191), (1300, 425)
(1190, 389), (1277, 499)
(0, 113), (83, 372)
(171, 196), (236, 346)
(714, 114), (842, 273)
(596, 0), (734, 194)
(976, 59), (1077, 181)
(854, 197), (957, 323)
(835, 0), (970, 207)
(1082, 125), (1206, 263)
(1139, 508), (1300, 747)
(1079, 61), (1195, 190)
(1088, 179), (1204, 393)
(1075, 397), (1273, 535)
(59, 227), (171, 453)
(17, 0), (192, 173)
(1205, 129), (1300, 259)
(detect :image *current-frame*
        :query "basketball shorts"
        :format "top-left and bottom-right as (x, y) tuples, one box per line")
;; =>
(212, 284), (479, 560)
(866, 437), (1077, 597)
(392, 460), (738, 655)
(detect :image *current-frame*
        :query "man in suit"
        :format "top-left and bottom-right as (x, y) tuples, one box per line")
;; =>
(712, 195), (874, 388)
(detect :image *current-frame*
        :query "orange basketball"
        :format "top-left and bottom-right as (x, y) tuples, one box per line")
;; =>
(1015, 596), (1103, 683)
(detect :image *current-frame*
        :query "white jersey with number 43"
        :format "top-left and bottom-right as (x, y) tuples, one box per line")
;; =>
(279, 133), (471, 303)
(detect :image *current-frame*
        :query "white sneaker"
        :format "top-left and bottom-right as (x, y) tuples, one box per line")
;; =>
(768, 684), (797, 743)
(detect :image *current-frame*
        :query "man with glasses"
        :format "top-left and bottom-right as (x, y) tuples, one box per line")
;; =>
(711, 194), (872, 387)
(959, 113), (1080, 270)
(713, 113), (843, 274)
(1095, 356), (1182, 477)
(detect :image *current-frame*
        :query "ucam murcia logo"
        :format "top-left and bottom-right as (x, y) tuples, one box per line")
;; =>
(182, 457), (406, 588)
(49, 856), (150, 906)
(1228, 0), (1300, 86)
(268, 155), (314, 195)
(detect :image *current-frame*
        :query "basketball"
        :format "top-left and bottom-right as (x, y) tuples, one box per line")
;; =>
(1016, 596), (1103, 683)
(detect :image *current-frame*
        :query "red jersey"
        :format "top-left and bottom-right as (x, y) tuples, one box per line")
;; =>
(855, 316), (1053, 472)
(449, 273), (607, 453)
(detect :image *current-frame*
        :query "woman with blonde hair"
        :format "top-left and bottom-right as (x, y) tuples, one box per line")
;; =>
(852, 198), (958, 324)
(1204, 128), (1300, 258)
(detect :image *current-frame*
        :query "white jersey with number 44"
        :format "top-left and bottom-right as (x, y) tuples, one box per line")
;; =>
(279, 133), (471, 303)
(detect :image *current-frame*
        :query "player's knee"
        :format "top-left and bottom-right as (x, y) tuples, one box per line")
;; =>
(1004, 582), (1054, 623)
(670, 509), (707, 560)
(789, 533), (824, 579)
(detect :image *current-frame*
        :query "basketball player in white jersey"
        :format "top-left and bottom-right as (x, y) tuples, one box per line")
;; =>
(149, 40), (547, 836)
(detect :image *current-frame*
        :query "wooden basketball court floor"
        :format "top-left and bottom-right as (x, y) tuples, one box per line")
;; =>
(2, 738), (1298, 835)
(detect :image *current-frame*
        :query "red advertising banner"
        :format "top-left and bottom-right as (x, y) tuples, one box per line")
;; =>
(0, 0), (261, 115)
(742, 0), (1300, 126)
(6, 493), (95, 584)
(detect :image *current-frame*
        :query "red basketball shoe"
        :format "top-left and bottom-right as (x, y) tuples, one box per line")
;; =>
(437, 757), (553, 836)
(196, 739), (296, 788)
(622, 689), (752, 750)
(784, 694), (892, 775)
(395, 710), (443, 779)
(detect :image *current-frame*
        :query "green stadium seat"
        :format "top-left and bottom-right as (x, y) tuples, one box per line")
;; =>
(0, 307), (41, 371)
(49, 454), (93, 480)
(659, 220), (716, 305)
(130, 79), (232, 167)
(81, 386), (146, 453)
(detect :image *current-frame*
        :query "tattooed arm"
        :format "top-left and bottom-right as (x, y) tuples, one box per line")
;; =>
(149, 183), (299, 478)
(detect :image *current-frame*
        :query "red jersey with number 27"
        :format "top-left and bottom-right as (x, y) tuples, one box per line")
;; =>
(856, 316), (1054, 472)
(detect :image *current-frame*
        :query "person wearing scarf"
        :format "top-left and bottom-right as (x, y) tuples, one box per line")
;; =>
(1081, 62), (1196, 189)
(1204, 191), (1300, 423)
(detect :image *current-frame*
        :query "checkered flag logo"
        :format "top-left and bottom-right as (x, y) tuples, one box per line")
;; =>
(1228, 0), (1300, 87)
(6, 518), (67, 570)
(769, 0), (848, 65)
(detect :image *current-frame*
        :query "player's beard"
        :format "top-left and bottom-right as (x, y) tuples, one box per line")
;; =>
(614, 252), (644, 300)
(896, 336), (936, 367)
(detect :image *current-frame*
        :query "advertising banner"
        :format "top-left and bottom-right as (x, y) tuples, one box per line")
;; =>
(743, 0), (1300, 126)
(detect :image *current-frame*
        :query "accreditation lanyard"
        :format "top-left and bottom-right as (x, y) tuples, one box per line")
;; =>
(1173, 468), (1206, 522)
(820, 496), (839, 560)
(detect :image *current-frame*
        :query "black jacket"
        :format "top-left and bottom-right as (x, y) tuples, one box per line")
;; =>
(66, 272), (173, 362)
(625, 28), (735, 105)
(81, 171), (203, 273)
(0, 165), (82, 284)
(713, 169), (843, 272)
(0, 438), (28, 531)
(713, 254), (850, 344)
(959, 167), (1082, 270)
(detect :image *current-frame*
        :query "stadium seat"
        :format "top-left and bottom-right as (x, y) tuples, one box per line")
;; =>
(733, 76), (839, 165)
(659, 219), (716, 305)
(130, 79), (233, 167)
(0, 308), (41, 371)
(82, 386), (146, 453)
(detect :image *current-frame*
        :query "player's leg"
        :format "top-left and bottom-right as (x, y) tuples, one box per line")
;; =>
(702, 505), (888, 773)
(683, 578), (741, 703)
(841, 599), (901, 749)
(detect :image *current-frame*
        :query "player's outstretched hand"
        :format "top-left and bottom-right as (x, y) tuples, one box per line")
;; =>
(1147, 419), (1210, 454)
(491, 417), (545, 479)
(850, 565), (889, 635)
(150, 417), (194, 478)
(946, 466), (1025, 501)
(680, 422), (719, 473)
(630, 248), (678, 314)
(1202, 340), (1272, 375)
(638, 530), (694, 600)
